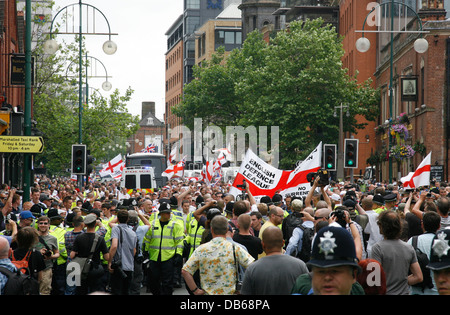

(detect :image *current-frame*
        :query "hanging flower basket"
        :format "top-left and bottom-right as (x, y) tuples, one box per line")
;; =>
(375, 125), (385, 135)
(397, 112), (410, 125)
(389, 144), (415, 161)
(412, 141), (426, 156)
(390, 123), (409, 141)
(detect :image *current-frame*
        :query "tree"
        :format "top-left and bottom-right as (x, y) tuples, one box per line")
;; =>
(174, 19), (380, 169)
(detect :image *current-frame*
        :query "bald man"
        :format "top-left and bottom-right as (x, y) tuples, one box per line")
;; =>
(240, 226), (308, 295)
(0, 237), (18, 294)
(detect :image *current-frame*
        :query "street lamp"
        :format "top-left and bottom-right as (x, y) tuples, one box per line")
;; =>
(65, 54), (113, 102)
(356, 1), (428, 183)
(43, 1), (117, 188)
(43, 1), (117, 145)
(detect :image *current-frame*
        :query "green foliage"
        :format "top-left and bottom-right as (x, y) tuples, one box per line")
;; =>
(174, 19), (380, 169)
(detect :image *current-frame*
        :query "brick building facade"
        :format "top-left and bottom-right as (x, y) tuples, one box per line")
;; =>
(350, 0), (450, 181)
(0, 0), (25, 110)
(0, 0), (26, 186)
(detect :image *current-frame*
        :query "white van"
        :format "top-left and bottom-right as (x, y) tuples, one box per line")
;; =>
(120, 166), (157, 194)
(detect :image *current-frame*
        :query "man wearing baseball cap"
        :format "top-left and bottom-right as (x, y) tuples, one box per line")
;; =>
(291, 226), (364, 295)
(19, 211), (35, 228)
(427, 229), (450, 295)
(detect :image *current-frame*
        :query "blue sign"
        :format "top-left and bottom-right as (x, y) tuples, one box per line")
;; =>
(207, 0), (223, 9)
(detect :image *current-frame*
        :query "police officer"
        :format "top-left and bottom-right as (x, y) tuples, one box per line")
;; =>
(291, 226), (364, 295)
(47, 208), (67, 295)
(427, 229), (450, 295)
(143, 202), (184, 295)
(383, 193), (398, 211)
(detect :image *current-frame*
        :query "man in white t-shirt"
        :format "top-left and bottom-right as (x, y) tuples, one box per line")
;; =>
(356, 196), (383, 257)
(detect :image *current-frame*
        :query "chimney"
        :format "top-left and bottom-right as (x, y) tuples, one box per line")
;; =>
(142, 102), (155, 117)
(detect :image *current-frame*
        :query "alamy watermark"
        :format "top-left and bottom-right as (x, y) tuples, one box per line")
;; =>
(170, 118), (280, 168)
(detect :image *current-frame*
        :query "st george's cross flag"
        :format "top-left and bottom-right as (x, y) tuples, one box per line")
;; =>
(99, 154), (125, 178)
(162, 160), (185, 180)
(401, 152), (432, 189)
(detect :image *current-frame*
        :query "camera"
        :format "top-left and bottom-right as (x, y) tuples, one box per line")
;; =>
(111, 260), (128, 279)
(330, 209), (347, 228)
(43, 249), (52, 258)
(236, 179), (246, 190)
(236, 280), (243, 293)
(306, 169), (329, 187)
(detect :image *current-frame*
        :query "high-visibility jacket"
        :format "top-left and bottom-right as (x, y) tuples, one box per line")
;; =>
(100, 216), (116, 265)
(171, 209), (185, 229)
(50, 225), (67, 265)
(143, 218), (184, 262)
(374, 206), (386, 214)
(185, 214), (204, 258)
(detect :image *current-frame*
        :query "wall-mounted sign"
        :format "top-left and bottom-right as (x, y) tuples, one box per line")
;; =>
(0, 136), (44, 153)
(10, 54), (35, 86)
(207, 0), (223, 10)
(401, 77), (418, 102)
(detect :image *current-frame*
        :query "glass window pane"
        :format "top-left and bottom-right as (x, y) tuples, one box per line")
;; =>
(236, 32), (242, 45)
(186, 0), (200, 9)
(225, 31), (235, 44)
(125, 175), (136, 189)
(141, 175), (152, 188)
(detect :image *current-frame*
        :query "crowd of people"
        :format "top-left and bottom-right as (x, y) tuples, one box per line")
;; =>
(0, 173), (449, 295)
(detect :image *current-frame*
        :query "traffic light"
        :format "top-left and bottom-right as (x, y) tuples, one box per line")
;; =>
(344, 139), (359, 168)
(71, 144), (86, 174)
(323, 144), (337, 171)
(86, 152), (94, 176)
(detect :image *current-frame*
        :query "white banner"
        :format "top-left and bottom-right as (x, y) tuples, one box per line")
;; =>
(230, 142), (322, 199)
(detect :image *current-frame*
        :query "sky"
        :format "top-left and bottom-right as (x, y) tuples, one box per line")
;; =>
(52, 0), (184, 121)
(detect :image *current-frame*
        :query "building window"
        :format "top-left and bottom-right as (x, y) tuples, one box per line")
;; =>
(224, 31), (235, 44)
(186, 40), (195, 59)
(185, 16), (200, 35)
(421, 0), (444, 8)
(186, 0), (200, 9)
(382, 88), (388, 124)
(197, 33), (206, 58)
(215, 30), (242, 46)
(185, 65), (194, 84)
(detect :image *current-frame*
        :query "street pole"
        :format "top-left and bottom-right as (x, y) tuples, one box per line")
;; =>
(388, 0), (394, 184)
(23, 0), (32, 202)
(338, 104), (344, 181)
(78, 0), (83, 189)
(335, 103), (347, 181)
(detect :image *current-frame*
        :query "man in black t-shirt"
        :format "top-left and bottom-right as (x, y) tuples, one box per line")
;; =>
(232, 214), (263, 260)
(71, 214), (109, 295)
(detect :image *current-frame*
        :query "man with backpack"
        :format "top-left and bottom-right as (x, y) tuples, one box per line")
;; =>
(108, 209), (137, 295)
(283, 199), (314, 263)
(407, 211), (441, 295)
(0, 235), (40, 295)
(0, 236), (17, 294)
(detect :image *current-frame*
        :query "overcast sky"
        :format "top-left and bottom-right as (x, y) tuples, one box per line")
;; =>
(52, 0), (184, 121)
